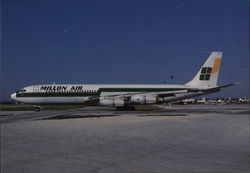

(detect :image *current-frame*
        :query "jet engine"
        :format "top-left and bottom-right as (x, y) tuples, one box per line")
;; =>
(99, 96), (125, 106)
(130, 94), (160, 104)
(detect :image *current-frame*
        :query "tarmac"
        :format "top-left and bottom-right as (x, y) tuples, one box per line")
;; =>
(1, 104), (249, 173)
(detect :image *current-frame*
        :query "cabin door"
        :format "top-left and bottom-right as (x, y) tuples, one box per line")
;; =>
(33, 86), (39, 92)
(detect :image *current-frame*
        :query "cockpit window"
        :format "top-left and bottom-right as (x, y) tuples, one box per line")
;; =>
(16, 89), (26, 93)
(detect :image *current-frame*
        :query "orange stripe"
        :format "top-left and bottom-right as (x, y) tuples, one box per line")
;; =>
(211, 58), (221, 74)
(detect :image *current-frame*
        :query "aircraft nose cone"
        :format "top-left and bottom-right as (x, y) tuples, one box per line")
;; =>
(11, 93), (16, 101)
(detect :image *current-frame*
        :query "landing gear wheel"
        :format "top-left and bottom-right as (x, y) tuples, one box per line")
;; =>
(116, 107), (123, 111)
(35, 107), (41, 112)
(116, 105), (135, 111)
(128, 106), (135, 111)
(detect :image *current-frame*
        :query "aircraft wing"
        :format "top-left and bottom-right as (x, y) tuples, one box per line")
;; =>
(87, 83), (238, 102)
(150, 90), (188, 97)
(87, 90), (189, 100)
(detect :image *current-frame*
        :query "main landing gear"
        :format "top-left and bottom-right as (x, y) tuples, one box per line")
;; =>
(116, 105), (135, 111)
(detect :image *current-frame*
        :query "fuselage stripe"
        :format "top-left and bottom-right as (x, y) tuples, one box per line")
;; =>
(16, 88), (188, 97)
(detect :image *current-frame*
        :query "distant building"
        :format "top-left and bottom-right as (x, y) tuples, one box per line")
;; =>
(197, 97), (206, 104)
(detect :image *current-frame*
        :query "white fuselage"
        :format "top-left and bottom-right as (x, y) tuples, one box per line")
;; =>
(11, 84), (194, 105)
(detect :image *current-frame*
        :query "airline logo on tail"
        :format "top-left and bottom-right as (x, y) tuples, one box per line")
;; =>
(199, 67), (212, 80)
(199, 58), (221, 81)
(211, 58), (221, 74)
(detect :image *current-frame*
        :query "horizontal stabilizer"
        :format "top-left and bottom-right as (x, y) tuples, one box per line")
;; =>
(206, 82), (239, 92)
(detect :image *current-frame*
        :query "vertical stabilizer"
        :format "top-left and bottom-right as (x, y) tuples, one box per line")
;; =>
(186, 52), (222, 88)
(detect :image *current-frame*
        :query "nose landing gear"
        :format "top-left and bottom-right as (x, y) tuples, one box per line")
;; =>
(34, 106), (42, 112)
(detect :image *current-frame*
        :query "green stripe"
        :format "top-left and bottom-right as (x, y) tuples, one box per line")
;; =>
(99, 88), (186, 92)
(16, 88), (188, 98)
(16, 92), (98, 97)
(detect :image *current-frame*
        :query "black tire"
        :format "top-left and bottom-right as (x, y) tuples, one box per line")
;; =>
(35, 107), (41, 112)
(116, 107), (123, 111)
(129, 106), (135, 111)
(116, 105), (135, 111)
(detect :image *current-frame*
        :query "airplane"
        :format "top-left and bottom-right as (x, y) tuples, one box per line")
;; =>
(11, 52), (237, 111)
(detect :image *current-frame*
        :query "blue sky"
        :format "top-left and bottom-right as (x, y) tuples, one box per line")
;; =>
(1, 0), (249, 101)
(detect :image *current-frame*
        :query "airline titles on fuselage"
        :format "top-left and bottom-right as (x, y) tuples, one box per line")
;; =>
(40, 85), (85, 92)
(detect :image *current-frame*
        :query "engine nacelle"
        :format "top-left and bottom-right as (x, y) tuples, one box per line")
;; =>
(99, 97), (125, 106)
(130, 94), (157, 104)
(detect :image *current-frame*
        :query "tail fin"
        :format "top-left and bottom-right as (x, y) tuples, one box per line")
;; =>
(186, 52), (222, 88)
